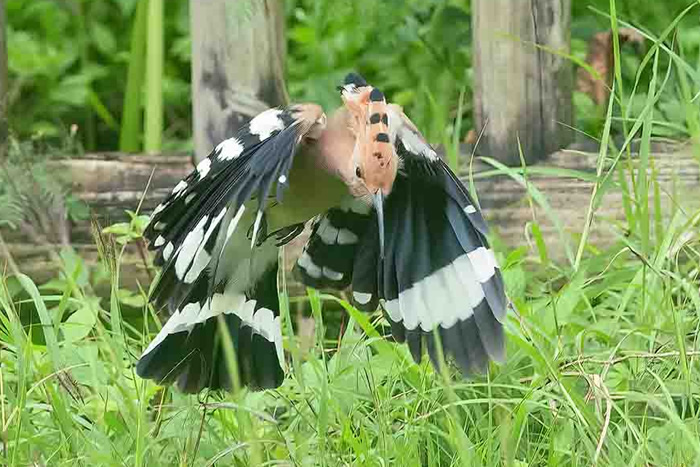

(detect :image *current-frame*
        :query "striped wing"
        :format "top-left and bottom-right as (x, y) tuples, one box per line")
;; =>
(136, 258), (285, 392)
(353, 107), (507, 374)
(137, 105), (324, 391)
(294, 197), (372, 290)
(144, 105), (322, 314)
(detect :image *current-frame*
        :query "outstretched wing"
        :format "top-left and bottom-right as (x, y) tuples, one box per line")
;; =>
(353, 105), (507, 374)
(137, 104), (326, 391)
(144, 105), (325, 315)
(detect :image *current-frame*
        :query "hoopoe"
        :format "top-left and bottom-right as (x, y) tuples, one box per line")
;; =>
(136, 73), (507, 392)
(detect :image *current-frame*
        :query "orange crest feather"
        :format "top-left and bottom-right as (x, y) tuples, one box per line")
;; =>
(342, 86), (397, 195)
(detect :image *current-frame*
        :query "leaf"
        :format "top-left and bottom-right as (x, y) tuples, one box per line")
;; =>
(116, 289), (147, 309)
(503, 266), (526, 304)
(89, 90), (119, 130)
(7, 30), (77, 77)
(50, 74), (91, 107)
(169, 36), (191, 62)
(114, 0), (140, 16)
(61, 305), (98, 343)
(130, 215), (150, 234)
(102, 215), (147, 245)
(65, 195), (91, 222)
(59, 248), (89, 288)
(102, 222), (132, 237)
(91, 22), (118, 56)
(16, 274), (61, 368)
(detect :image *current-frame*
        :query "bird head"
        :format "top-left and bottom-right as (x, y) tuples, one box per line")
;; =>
(338, 73), (397, 196)
(338, 73), (398, 257)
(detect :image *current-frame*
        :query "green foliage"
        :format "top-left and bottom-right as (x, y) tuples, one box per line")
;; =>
(2, 180), (700, 465)
(101, 210), (150, 245)
(6, 0), (191, 151)
(286, 0), (473, 144)
(571, 1), (700, 139)
(0, 136), (89, 235)
(6, 0), (700, 151)
(2, 2), (700, 466)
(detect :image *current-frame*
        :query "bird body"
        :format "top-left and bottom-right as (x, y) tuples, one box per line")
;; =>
(266, 136), (349, 231)
(137, 73), (507, 392)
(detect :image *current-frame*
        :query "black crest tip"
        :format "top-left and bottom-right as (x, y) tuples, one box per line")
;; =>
(369, 87), (385, 102)
(343, 72), (368, 87)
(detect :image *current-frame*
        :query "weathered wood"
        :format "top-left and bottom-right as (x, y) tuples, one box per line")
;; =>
(3, 145), (699, 290)
(190, 0), (287, 162)
(2, 153), (193, 288)
(466, 141), (700, 262)
(472, 0), (573, 165)
(0, 0), (8, 157)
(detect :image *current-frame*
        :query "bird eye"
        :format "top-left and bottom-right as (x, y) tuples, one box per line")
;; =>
(355, 167), (362, 178)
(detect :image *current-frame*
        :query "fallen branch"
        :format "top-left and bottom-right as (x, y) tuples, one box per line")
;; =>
(560, 350), (700, 371)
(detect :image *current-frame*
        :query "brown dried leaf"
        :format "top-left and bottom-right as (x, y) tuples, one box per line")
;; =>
(576, 28), (645, 106)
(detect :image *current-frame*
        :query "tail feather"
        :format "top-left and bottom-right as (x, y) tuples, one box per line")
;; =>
(136, 261), (285, 393)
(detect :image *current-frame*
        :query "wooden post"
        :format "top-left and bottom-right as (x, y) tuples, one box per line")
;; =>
(0, 0), (8, 156)
(472, 0), (573, 165)
(190, 0), (287, 162)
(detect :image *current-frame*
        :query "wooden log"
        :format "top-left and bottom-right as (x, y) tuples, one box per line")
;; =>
(1, 152), (193, 288)
(190, 0), (287, 162)
(2, 144), (699, 291)
(472, 0), (573, 165)
(465, 141), (700, 263)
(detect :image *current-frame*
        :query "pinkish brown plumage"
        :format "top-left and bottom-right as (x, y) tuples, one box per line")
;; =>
(340, 83), (398, 197)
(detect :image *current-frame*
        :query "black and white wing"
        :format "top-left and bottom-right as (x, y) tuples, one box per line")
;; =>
(353, 106), (508, 374)
(137, 105), (324, 392)
(293, 197), (372, 291)
(144, 106), (323, 311)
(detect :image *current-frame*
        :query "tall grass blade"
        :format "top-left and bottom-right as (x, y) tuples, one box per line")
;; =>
(479, 156), (575, 267)
(119, 0), (149, 152)
(575, 82), (615, 270)
(636, 49), (659, 257)
(144, 0), (163, 153)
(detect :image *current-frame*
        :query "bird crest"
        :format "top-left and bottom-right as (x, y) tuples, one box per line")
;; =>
(340, 75), (397, 196)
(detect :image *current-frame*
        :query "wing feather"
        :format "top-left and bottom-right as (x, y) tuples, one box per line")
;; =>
(351, 108), (509, 376)
(144, 105), (323, 315)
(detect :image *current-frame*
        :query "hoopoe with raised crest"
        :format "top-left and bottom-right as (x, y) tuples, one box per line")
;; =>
(136, 73), (507, 392)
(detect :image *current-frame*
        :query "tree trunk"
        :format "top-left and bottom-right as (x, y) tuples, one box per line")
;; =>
(189, 0), (287, 162)
(0, 0), (8, 157)
(472, 0), (573, 165)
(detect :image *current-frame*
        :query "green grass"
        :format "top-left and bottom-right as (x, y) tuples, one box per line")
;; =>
(3, 6), (700, 467)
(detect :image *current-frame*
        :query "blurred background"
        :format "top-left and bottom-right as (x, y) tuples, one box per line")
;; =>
(3, 0), (699, 154)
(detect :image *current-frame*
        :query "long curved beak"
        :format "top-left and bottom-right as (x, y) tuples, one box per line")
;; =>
(373, 189), (385, 259)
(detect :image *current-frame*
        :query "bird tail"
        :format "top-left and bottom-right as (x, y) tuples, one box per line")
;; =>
(136, 263), (285, 393)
